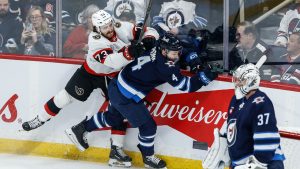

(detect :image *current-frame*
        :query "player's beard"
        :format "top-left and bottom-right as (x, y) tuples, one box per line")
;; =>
(102, 30), (115, 39)
(0, 10), (8, 18)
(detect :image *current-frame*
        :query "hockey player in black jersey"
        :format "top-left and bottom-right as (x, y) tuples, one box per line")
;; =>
(203, 63), (285, 169)
(67, 32), (220, 169)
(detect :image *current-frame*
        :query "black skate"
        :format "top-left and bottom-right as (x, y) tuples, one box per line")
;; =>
(108, 144), (132, 168)
(22, 115), (45, 131)
(138, 144), (167, 169)
(143, 155), (167, 169)
(65, 119), (89, 151)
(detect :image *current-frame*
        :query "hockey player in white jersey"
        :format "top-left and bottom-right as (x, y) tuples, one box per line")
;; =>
(22, 10), (159, 168)
(203, 63), (285, 169)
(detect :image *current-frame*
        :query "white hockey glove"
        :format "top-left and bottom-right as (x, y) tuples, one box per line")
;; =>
(235, 155), (267, 169)
(202, 128), (230, 169)
(274, 36), (287, 47)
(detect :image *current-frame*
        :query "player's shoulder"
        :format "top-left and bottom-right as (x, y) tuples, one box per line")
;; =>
(88, 32), (109, 49)
(114, 21), (134, 30)
(251, 90), (272, 105)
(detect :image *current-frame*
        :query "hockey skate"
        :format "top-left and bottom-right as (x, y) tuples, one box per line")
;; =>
(142, 154), (167, 169)
(22, 115), (46, 131)
(108, 144), (132, 168)
(138, 145), (167, 169)
(65, 119), (89, 151)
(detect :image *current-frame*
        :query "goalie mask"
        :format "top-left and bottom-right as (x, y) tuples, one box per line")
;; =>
(232, 63), (260, 99)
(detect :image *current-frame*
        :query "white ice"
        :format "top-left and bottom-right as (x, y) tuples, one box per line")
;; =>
(0, 153), (143, 169)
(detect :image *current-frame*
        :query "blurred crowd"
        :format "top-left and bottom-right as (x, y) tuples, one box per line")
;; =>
(0, 0), (299, 85)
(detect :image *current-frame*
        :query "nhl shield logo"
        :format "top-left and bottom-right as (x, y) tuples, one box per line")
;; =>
(227, 119), (237, 147)
(75, 86), (84, 96)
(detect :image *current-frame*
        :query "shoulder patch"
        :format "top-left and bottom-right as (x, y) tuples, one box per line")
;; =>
(93, 34), (101, 40)
(252, 96), (265, 104)
(115, 22), (121, 28)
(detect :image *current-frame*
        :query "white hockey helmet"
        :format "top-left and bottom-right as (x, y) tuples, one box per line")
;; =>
(232, 63), (260, 99)
(92, 10), (113, 32)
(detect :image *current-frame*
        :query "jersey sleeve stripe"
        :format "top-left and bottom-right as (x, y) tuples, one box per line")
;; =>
(117, 71), (146, 102)
(253, 132), (280, 139)
(174, 77), (191, 92)
(186, 77), (191, 92)
(254, 143), (279, 151)
(175, 77), (186, 89)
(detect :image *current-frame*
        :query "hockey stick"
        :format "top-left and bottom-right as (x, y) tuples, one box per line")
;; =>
(137, 0), (153, 44)
(255, 54), (267, 69)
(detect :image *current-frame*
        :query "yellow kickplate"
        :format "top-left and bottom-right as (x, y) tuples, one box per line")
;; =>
(0, 138), (202, 169)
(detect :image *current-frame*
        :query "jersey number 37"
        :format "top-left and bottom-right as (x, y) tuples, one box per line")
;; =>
(257, 113), (270, 126)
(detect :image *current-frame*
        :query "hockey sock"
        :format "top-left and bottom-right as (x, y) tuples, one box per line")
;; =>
(44, 97), (61, 116)
(84, 112), (111, 132)
(138, 118), (157, 156)
(111, 122), (127, 147)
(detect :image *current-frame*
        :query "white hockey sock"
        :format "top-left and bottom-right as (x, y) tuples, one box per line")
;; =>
(111, 134), (125, 147)
(38, 108), (53, 122)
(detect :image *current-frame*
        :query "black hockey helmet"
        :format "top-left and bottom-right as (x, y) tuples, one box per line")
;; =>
(159, 32), (182, 51)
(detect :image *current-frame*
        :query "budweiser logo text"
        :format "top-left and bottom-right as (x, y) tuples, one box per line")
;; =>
(0, 94), (18, 123)
(148, 92), (227, 124)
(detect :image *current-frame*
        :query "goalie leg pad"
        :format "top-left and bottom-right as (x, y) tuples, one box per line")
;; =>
(202, 128), (230, 169)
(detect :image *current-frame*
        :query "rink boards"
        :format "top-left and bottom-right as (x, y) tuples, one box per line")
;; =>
(0, 57), (300, 169)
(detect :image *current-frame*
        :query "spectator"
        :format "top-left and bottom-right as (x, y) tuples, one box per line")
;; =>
(63, 4), (99, 59)
(0, 0), (22, 53)
(271, 31), (300, 85)
(274, 0), (300, 47)
(20, 5), (55, 56)
(61, 10), (75, 46)
(229, 21), (269, 70)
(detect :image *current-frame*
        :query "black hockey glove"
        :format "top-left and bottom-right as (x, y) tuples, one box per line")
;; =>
(198, 63), (223, 85)
(142, 36), (156, 50)
(124, 43), (145, 60)
(185, 52), (204, 73)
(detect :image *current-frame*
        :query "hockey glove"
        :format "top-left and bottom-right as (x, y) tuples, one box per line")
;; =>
(198, 65), (219, 85)
(185, 52), (204, 73)
(123, 43), (145, 60)
(209, 63), (224, 74)
(142, 36), (156, 50)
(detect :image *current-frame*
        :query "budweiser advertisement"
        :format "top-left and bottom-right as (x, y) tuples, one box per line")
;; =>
(0, 58), (300, 162)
